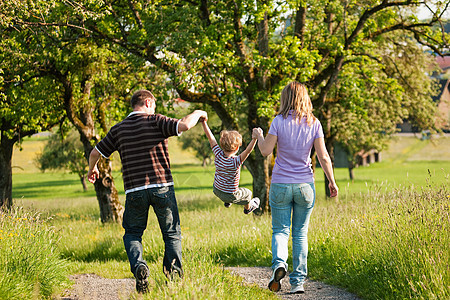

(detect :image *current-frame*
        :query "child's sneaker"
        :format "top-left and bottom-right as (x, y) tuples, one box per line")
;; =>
(244, 197), (260, 214)
(224, 202), (232, 208)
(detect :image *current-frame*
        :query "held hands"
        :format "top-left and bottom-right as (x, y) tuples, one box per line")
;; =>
(196, 110), (208, 123)
(252, 127), (263, 140)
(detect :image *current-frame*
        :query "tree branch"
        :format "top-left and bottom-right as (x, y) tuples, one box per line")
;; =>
(12, 20), (92, 34)
(368, 22), (433, 39)
(345, 1), (421, 50)
(177, 88), (238, 130)
(231, 0), (255, 83)
(105, 0), (128, 40)
(293, 5), (306, 47)
(127, 0), (144, 30)
(199, 0), (211, 26)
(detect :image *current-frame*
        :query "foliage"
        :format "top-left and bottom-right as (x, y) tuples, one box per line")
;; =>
(0, 12), (65, 207)
(2, 0), (449, 204)
(0, 207), (69, 299)
(35, 131), (89, 191)
(0, 0), (165, 217)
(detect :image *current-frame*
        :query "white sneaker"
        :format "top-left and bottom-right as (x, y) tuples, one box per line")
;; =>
(244, 197), (260, 214)
(268, 266), (286, 292)
(290, 284), (304, 294)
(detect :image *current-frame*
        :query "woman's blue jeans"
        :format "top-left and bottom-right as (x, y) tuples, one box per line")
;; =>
(122, 185), (183, 278)
(269, 183), (315, 286)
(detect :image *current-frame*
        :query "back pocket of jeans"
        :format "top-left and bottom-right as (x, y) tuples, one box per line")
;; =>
(299, 184), (314, 204)
(269, 184), (289, 207)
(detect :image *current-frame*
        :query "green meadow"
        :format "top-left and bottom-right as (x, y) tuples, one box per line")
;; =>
(1, 134), (449, 299)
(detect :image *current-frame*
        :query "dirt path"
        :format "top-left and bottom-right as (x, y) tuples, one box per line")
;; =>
(227, 267), (360, 300)
(59, 268), (360, 300)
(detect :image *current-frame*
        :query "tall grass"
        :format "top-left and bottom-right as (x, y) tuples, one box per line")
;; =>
(9, 135), (450, 299)
(0, 208), (69, 299)
(40, 179), (449, 299)
(309, 182), (449, 299)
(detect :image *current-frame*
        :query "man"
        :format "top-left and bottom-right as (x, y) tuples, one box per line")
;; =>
(87, 89), (207, 293)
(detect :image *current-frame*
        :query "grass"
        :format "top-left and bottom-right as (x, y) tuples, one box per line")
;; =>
(3, 134), (450, 299)
(309, 183), (449, 299)
(0, 208), (70, 299)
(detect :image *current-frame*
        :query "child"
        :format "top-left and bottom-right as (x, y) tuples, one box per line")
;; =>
(201, 120), (260, 214)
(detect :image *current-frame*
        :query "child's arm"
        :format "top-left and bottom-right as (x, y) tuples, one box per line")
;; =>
(201, 120), (218, 148)
(239, 137), (257, 162)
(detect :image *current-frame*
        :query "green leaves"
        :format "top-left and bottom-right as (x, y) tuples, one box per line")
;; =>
(2, 0), (448, 176)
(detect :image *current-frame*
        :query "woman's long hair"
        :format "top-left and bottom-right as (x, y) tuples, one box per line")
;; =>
(278, 82), (315, 126)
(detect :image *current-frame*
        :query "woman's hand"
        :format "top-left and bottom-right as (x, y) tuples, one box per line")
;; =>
(328, 182), (338, 197)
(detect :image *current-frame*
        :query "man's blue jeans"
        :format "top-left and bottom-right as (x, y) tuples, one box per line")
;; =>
(122, 185), (183, 278)
(269, 183), (315, 286)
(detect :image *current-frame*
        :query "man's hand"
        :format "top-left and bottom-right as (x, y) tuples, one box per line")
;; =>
(87, 166), (99, 184)
(179, 110), (208, 132)
(196, 110), (208, 122)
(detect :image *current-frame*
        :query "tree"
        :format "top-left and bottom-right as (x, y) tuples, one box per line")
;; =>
(0, 17), (64, 208)
(4, 0), (449, 211)
(0, 1), (158, 221)
(35, 130), (89, 191)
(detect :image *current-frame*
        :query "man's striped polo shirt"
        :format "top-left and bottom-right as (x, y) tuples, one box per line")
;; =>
(95, 111), (180, 194)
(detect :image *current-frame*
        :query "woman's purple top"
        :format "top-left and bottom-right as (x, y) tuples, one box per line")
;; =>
(268, 112), (324, 184)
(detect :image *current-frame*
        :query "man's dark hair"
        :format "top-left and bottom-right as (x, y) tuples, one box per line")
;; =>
(131, 90), (155, 108)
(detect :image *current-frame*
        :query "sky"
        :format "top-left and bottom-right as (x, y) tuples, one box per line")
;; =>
(417, 3), (450, 20)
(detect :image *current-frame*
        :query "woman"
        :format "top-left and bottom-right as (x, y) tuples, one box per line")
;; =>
(253, 82), (338, 294)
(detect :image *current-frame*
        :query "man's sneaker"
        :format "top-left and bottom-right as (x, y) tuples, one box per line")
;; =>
(224, 202), (232, 208)
(135, 264), (149, 294)
(268, 266), (286, 292)
(290, 284), (305, 294)
(244, 197), (260, 214)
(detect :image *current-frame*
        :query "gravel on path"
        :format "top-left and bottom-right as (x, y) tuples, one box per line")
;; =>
(58, 268), (360, 300)
(227, 267), (360, 300)
(59, 274), (135, 300)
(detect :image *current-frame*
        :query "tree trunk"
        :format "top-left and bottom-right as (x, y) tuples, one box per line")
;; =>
(0, 136), (15, 209)
(80, 174), (88, 192)
(246, 152), (271, 214)
(257, 10), (269, 89)
(348, 160), (354, 181)
(294, 5), (306, 47)
(93, 156), (123, 223)
(59, 74), (124, 223)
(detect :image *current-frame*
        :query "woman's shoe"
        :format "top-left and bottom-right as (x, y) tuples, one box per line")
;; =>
(268, 266), (286, 292)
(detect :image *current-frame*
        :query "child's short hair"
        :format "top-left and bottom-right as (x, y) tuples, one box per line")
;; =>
(219, 130), (242, 152)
